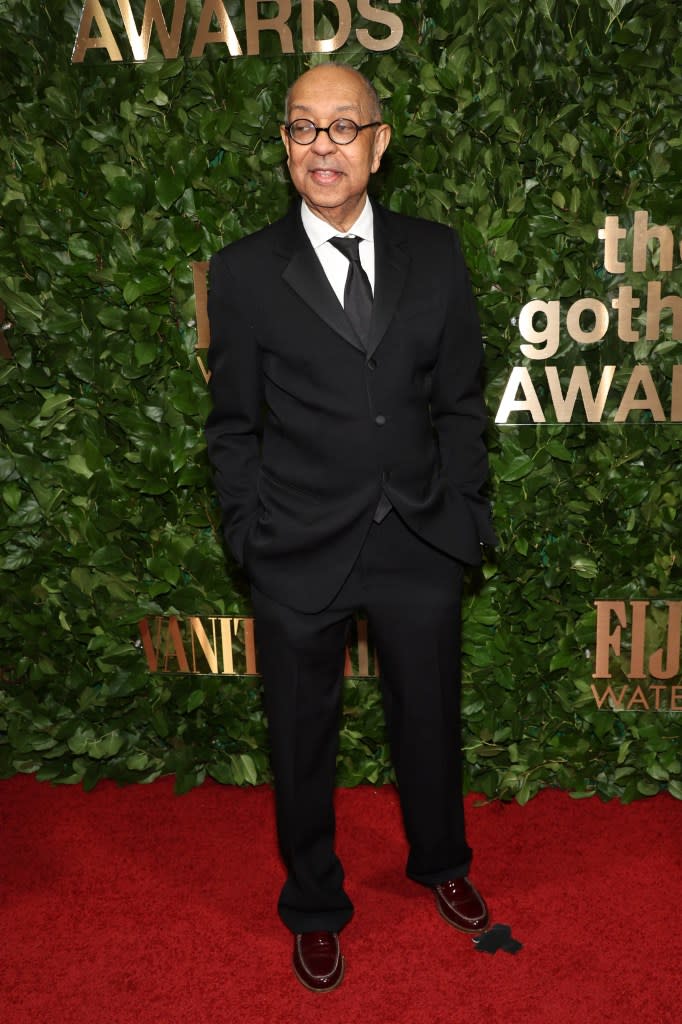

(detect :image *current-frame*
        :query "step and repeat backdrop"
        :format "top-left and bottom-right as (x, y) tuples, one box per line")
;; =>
(1, 0), (680, 800)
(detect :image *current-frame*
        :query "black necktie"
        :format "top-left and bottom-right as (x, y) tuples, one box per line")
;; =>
(329, 236), (373, 344)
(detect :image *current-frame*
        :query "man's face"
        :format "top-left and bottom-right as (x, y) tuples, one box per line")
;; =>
(280, 66), (391, 232)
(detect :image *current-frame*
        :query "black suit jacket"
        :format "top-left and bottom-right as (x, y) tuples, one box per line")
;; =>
(205, 201), (496, 613)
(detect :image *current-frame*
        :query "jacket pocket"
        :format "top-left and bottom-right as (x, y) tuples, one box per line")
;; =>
(259, 465), (323, 503)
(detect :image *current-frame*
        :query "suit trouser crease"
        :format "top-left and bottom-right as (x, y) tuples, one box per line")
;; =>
(251, 512), (472, 934)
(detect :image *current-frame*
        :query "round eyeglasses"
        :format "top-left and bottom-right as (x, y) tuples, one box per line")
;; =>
(284, 118), (382, 146)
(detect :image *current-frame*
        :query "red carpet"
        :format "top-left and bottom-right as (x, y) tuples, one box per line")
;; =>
(0, 777), (679, 1024)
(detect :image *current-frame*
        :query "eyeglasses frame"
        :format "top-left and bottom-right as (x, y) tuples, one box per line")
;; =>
(283, 118), (383, 146)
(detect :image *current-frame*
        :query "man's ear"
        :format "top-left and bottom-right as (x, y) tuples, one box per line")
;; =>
(371, 123), (392, 173)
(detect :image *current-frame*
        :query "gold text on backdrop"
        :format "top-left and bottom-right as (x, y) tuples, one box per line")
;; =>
(72, 0), (404, 62)
(496, 212), (682, 424)
(496, 364), (682, 424)
(590, 600), (682, 712)
(192, 261), (210, 383)
(138, 614), (379, 677)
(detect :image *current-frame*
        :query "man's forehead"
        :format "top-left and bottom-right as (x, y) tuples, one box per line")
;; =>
(287, 68), (370, 113)
(288, 98), (362, 114)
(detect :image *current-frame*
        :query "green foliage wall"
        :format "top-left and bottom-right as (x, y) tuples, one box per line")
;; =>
(1, 0), (680, 800)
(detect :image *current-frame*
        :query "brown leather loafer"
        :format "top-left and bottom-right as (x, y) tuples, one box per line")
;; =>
(434, 877), (489, 934)
(293, 931), (344, 992)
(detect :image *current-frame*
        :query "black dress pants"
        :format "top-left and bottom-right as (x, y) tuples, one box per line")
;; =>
(250, 510), (472, 934)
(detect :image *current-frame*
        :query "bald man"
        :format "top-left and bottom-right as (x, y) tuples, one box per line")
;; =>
(206, 64), (496, 992)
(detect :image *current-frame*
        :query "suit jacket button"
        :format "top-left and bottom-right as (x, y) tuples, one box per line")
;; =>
(375, 414), (387, 426)
(367, 357), (377, 370)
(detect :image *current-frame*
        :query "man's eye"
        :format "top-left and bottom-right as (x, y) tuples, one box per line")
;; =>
(334, 120), (356, 135)
(293, 121), (315, 136)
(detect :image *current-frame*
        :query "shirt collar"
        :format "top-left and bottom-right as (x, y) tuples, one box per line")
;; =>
(300, 197), (374, 248)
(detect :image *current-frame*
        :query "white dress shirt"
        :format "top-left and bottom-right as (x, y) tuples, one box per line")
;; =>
(299, 198), (375, 308)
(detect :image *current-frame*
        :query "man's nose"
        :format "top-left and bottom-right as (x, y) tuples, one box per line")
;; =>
(310, 127), (337, 154)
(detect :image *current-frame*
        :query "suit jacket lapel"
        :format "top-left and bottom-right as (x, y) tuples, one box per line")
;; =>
(277, 201), (410, 358)
(367, 203), (410, 359)
(280, 207), (364, 353)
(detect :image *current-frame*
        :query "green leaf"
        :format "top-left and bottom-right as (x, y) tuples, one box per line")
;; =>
(2, 483), (22, 512)
(156, 170), (185, 210)
(498, 455), (534, 482)
(240, 754), (258, 785)
(97, 307), (129, 330)
(570, 557), (598, 578)
(68, 728), (94, 755)
(187, 690), (206, 712)
(134, 342), (158, 366)
(545, 440), (573, 462)
(68, 235), (98, 260)
(39, 394), (72, 418)
(66, 454), (94, 479)
(87, 733), (125, 759)
(126, 753), (150, 771)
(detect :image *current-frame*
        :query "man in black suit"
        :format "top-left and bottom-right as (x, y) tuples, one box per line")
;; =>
(206, 63), (496, 992)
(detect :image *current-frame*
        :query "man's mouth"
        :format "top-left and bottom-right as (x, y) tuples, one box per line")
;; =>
(310, 168), (343, 182)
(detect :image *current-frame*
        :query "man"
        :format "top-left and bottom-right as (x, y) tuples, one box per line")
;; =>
(205, 63), (497, 992)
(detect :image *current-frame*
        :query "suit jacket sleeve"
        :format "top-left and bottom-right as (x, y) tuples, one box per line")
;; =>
(431, 229), (497, 547)
(204, 249), (263, 566)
